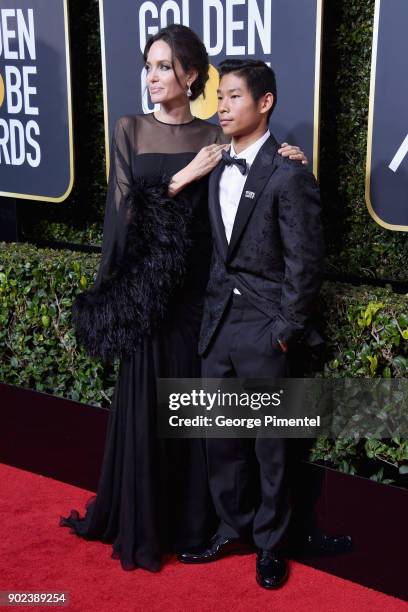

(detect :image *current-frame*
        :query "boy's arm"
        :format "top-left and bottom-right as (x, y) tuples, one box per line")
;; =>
(270, 168), (325, 350)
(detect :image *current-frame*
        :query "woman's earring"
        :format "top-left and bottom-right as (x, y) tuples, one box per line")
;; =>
(186, 84), (192, 98)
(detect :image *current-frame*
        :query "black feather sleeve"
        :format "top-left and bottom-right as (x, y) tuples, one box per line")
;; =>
(72, 118), (191, 362)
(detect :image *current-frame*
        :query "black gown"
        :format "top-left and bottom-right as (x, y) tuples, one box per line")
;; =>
(60, 113), (228, 571)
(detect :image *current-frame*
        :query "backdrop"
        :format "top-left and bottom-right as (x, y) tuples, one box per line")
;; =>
(99, 0), (322, 176)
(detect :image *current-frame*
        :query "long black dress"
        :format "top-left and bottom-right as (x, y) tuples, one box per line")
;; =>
(60, 113), (227, 571)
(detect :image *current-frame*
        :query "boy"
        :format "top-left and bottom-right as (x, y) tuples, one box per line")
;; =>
(178, 59), (324, 589)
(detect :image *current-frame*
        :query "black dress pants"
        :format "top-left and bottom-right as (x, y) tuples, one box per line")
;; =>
(201, 291), (291, 551)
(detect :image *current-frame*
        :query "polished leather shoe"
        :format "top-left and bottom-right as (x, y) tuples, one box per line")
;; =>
(256, 550), (289, 589)
(177, 534), (253, 564)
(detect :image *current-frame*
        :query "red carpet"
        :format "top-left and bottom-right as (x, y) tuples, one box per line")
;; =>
(0, 463), (406, 612)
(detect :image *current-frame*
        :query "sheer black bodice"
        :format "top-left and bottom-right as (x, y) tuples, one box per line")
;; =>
(96, 113), (227, 293)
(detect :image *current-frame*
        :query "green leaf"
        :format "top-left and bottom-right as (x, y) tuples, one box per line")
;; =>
(367, 355), (378, 375)
(41, 315), (50, 328)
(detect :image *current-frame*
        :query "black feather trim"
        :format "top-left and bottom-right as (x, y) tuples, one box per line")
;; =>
(72, 175), (192, 362)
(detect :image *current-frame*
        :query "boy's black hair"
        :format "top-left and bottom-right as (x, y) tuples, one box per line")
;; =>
(218, 59), (277, 121)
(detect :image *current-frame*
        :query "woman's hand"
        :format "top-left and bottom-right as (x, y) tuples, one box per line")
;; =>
(169, 144), (229, 197)
(278, 142), (308, 165)
(188, 144), (230, 181)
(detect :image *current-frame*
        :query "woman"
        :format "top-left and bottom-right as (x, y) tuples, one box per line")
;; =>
(60, 24), (307, 572)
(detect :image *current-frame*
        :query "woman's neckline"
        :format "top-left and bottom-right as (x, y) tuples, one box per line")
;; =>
(151, 112), (197, 126)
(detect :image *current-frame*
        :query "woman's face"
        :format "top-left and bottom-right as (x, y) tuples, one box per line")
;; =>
(145, 40), (192, 105)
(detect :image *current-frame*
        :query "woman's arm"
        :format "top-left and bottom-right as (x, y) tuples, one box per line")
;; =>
(168, 138), (309, 197)
(94, 116), (133, 288)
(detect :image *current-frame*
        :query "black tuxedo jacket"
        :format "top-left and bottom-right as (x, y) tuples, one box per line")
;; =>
(198, 133), (325, 357)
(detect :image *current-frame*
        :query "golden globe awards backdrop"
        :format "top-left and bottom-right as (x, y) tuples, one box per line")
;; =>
(366, 0), (408, 231)
(0, 1), (73, 202)
(99, 0), (322, 177)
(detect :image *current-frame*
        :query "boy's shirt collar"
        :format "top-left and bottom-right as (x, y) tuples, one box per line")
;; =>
(229, 130), (270, 168)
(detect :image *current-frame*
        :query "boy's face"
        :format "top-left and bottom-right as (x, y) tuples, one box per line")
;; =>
(217, 72), (271, 138)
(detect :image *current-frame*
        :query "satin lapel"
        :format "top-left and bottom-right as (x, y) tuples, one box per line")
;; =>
(227, 136), (279, 262)
(208, 161), (228, 261)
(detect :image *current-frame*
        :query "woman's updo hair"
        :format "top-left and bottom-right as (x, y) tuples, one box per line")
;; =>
(143, 24), (209, 101)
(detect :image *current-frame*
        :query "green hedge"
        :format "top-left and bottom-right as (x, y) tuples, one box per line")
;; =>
(321, 282), (408, 378)
(313, 282), (408, 485)
(16, 0), (408, 281)
(0, 242), (116, 406)
(1, 242), (407, 484)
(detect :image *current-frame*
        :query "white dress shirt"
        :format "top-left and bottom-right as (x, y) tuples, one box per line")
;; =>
(219, 130), (270, 243)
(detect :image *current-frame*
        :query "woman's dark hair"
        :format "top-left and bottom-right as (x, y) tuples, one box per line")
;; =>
(218, 59), (277, 120)
(143, 24), (209, 101)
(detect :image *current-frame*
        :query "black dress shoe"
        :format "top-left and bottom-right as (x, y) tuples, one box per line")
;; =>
(256, 550), (289, 589)
(177, 534), (253, 564)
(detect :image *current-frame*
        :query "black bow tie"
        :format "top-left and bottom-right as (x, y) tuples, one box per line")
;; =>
(222, 150), (248, 175)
